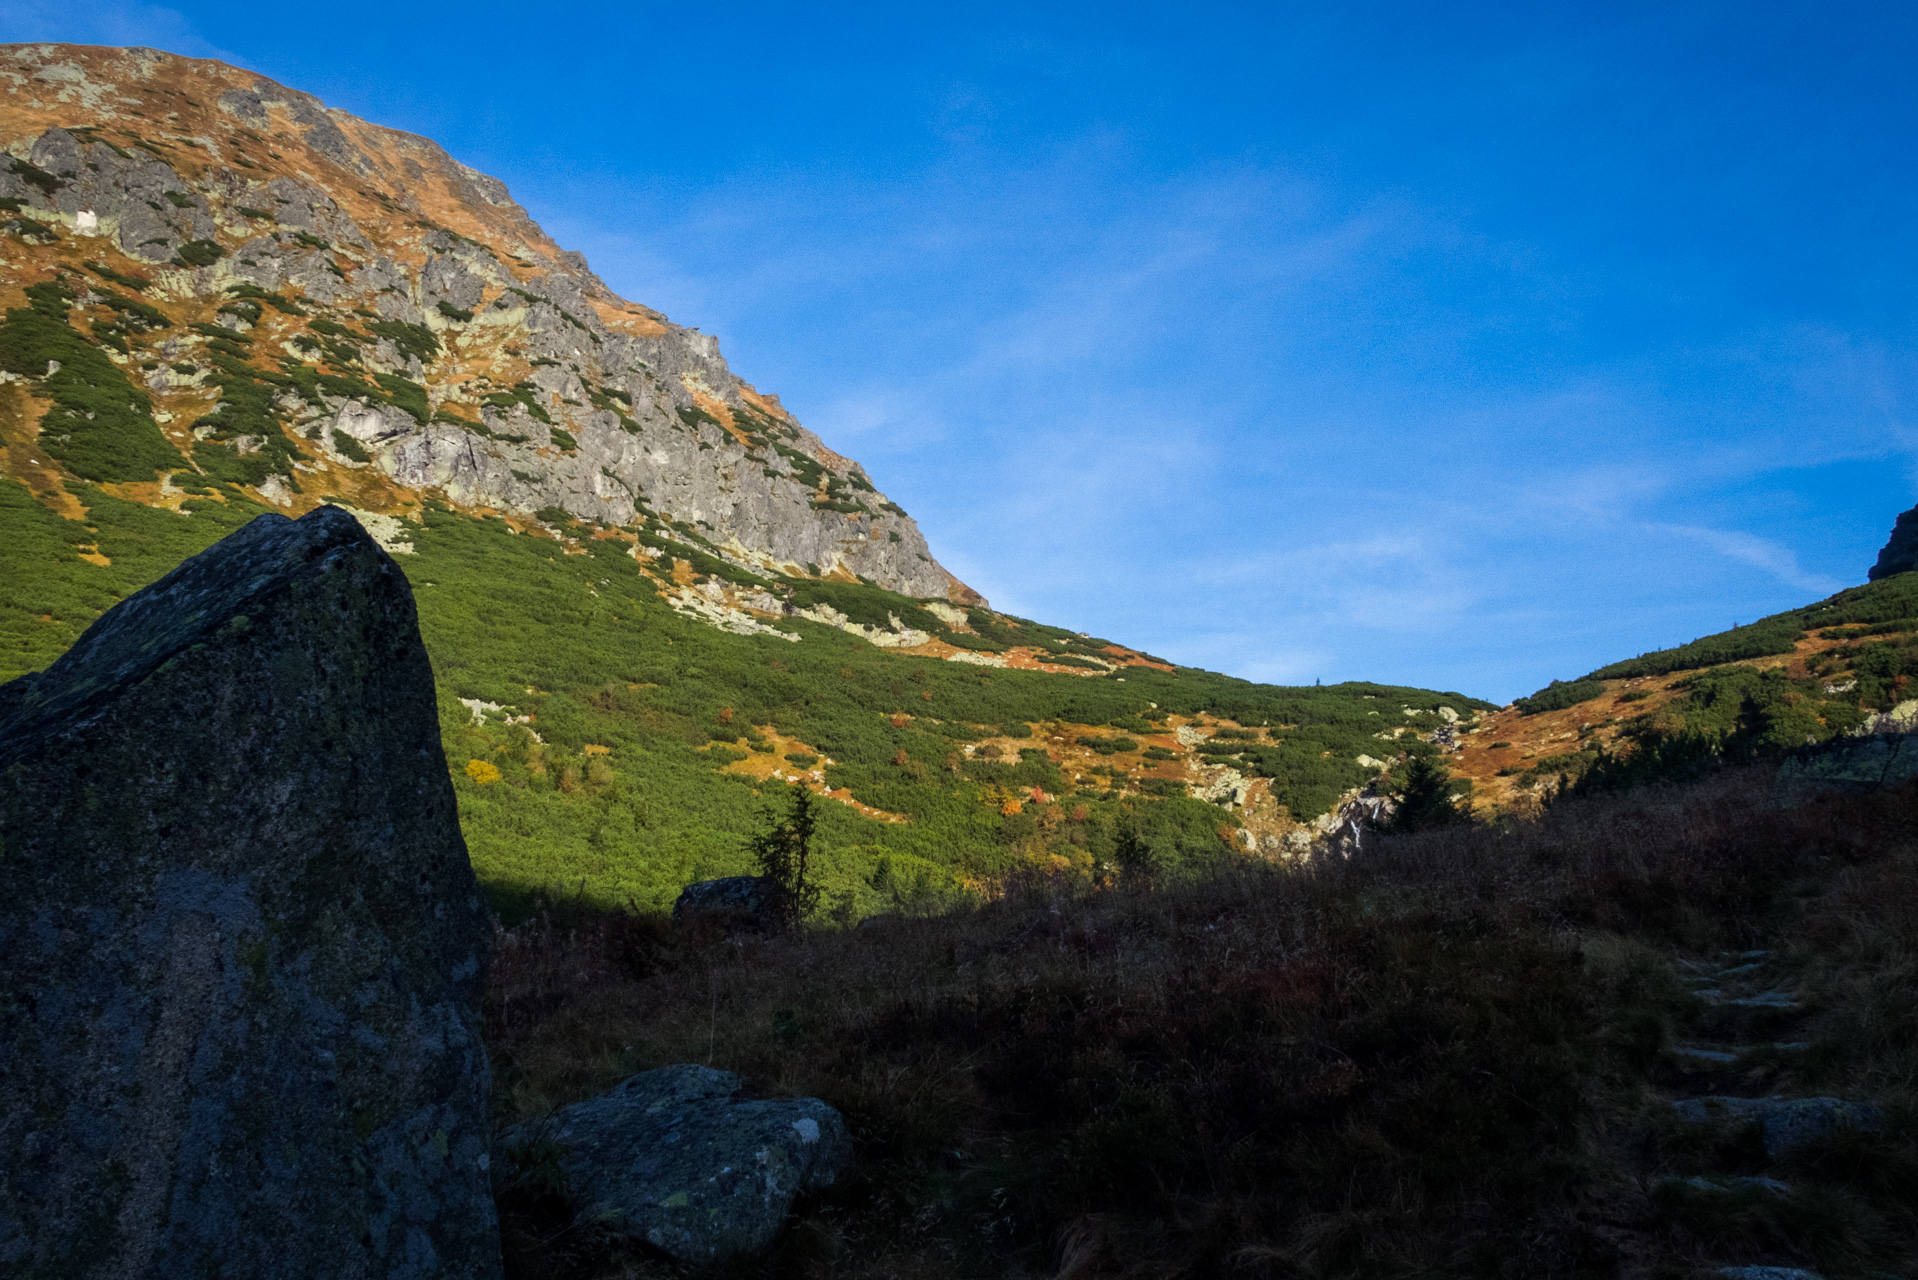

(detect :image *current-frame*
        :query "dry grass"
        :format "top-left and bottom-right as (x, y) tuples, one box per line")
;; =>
(485, 766), (1918, 1279)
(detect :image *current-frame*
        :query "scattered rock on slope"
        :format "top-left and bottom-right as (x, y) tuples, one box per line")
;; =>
(0, 506), (500, 1278)
(502, 1064), (849, 1263)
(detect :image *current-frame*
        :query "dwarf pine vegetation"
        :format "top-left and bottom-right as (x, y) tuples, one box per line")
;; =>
(0, 475), (1486, 921)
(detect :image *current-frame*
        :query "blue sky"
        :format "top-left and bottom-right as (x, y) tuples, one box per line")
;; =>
(5, 2), (1915, 701)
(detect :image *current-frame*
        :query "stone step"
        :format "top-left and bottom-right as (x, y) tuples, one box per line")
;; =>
(1670, 1096), (1884, 1159)
(1670, 1041), (1812, 1065)
(1679, 1174), (1793, 1195)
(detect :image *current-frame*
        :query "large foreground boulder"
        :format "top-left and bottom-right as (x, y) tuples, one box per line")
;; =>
(504, 1064), (849, 1262)
(0, 507), (501, 1278)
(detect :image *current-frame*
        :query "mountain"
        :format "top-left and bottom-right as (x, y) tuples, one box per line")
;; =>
(1449, 504), (1918, 808)
(0, 44), (1487, 916)
(0, 42), (966, 601)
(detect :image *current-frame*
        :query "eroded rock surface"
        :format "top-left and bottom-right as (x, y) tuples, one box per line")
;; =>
(0, 505), (500, 1278)
(504, 1064), (849, 1262)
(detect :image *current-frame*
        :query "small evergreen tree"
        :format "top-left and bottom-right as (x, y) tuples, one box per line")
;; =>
(1388, 755), (1470, 833)
(752, 784), (820, 929)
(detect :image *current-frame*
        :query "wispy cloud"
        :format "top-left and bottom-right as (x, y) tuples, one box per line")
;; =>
(0, 0), (239, 62)
(1649, 523), (1844, 597)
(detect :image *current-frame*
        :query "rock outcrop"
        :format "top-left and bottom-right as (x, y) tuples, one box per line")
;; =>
(1867, 503), (1918, 580)
(1773, 725), (1918, 806)
(503, 1064), (849, 1263)
(0, 506), (500, 1278)
(0, 43), (976, 604)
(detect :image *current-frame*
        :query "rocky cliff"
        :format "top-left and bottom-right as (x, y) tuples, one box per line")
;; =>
(0, 42), (973, 601)
(1868, 502), (1918, 581)
(0, 505), (499, 1278)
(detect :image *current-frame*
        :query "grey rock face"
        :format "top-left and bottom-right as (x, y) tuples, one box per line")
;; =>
(672, 875), (777, 930)
(0, 506), (501, 1279)
(505, 1065), (850, 1263)
(1774, 732), (1918, 806)
(1670, 1096), (1884, 1159)
(0, 37), (976, 604)
(1867, 503), (1918, 580)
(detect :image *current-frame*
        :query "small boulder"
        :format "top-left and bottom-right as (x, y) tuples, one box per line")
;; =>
(1670, 1096), (1883, 1159)
(504, 1064), (849, 1262)
(674, 874), (777, 930)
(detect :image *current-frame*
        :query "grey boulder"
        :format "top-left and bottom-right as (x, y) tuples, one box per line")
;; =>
(505, 1064), (850, 1262)
(0, 506), (500, 1279)
(1775, 732), (1918, 806)
(1671, 1096), (1884, 1159)
(673, 874), (778, 930)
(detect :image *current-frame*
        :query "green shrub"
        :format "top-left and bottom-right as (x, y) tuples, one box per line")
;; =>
(330, 431), (372, 464)
(436, 301), (474, 323)
(172, 239), (224, 267)
(365, 319), (440, 364)
(548, 428), (578, 452)
(372, 373), (429, 424)
(8, 157), (61, 196)
(1586, 621), (1802, 681)
(84, 260), (151, 292)
(0, 284), (180, 481)
(1514, 679), (1607, 716)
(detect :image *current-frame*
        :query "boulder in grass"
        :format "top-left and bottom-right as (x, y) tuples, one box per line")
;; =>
(673, 874), (778, 931)
(0, 506), (500, 1279)
(504, 1064), (850, 1262)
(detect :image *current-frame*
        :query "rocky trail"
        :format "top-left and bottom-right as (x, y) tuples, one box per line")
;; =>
(1634, 946), (1892, 1280)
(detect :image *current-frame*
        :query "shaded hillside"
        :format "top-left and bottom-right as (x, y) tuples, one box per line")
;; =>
(489, 762), (1918, 1279)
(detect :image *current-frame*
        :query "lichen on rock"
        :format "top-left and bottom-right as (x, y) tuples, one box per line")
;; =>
(0, 504), (500, 1278)
(503, 1064), (850, 1263)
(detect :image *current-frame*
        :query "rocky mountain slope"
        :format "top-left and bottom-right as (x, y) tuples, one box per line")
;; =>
(0, 43), (1491, 916)
(0, 42), (967, 601)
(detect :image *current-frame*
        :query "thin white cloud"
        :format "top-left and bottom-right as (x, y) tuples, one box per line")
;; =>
(0, 1), (239, 63)
(1649, 523), (1843, 597)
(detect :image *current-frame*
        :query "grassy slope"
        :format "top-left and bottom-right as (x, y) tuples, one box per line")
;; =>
(1453, 574), (1918, 807)
(0, 478), (1491, 918)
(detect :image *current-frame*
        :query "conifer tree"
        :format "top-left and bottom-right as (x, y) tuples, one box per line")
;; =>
(752, 784), (820, 928)
(1388, 754), (1470, 833)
